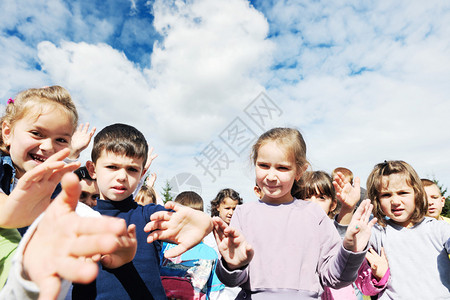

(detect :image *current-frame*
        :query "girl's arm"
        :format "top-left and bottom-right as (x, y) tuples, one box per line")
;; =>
(355, 251), (390, 296)
(343, 199), (377, 252)
(0, 149), (80, 228)
(213, 217), (253, 287)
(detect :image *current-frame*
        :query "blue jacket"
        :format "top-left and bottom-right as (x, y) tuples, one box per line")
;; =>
(72, 196), (168, 300)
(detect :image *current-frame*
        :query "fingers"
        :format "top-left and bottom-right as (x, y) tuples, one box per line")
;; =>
(37, 276), (61, 300)
(51, 172), (82, 212)
(164, 244), (188, 258)
(55, 257), (99, 284)
(354, 177), (361, 190)
(45, 148), (71, 163)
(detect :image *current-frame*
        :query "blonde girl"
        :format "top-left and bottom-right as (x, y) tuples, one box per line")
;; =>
(213, 127), (377, 299)
(364, 160), (450, 299)
(0, 86), (82, 228)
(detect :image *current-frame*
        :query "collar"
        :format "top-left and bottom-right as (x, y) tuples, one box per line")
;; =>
(96, 194), (137, 211)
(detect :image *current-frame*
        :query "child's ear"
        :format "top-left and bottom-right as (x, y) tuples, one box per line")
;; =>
(85, 161), (96, 179)
(330, 200), (338, 213)
(296, 163), (309, 181)
(2, 121), (12, 146)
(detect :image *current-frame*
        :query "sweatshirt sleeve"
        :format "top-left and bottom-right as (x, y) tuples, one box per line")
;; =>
(0, 215), (72, 300)
(355, 259), (389, 295)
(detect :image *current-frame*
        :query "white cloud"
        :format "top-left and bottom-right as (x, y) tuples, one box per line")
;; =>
(146, 0), (274, 143)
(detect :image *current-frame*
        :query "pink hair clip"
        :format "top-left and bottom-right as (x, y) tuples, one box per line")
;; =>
(7, 98), (14, 104)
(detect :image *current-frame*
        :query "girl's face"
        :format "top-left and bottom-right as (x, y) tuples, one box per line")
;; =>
(305, 187), (336, 214)
(255, 141), (301, 204)
(379, 174), (416, 228)
(217, 197), (239, 225)
(2, 105), (74, 178)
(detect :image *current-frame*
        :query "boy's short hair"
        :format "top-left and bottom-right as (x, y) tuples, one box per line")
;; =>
(332, 167), (354, 184)
(421, 178), (440, 191)
(91, 123), (148, 166)
(174, 191), (204, 212)
(74, 166), (94, 181)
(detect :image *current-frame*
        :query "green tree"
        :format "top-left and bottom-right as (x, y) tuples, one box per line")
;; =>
(161, 180), (173, 204)
(433, 179), (450, 218)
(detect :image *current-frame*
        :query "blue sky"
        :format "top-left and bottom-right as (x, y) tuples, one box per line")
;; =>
(1, 0), (449, 205)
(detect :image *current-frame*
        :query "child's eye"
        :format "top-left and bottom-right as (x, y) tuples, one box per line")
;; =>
(128, 167), (139, 173)
(106, 165), (118, 170)
(380, 193), (390, 198)
(56, 138), (69, 144)
(257, 163), (269, 169)
(30, 131), (43, 137)
(278, 166), (289, 171)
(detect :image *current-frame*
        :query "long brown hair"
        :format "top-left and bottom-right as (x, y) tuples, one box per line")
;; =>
(367, 160), (427, 227)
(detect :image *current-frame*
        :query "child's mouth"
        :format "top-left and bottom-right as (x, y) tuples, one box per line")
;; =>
(392, 209), (404, 216)
(30, 154), (47, 163)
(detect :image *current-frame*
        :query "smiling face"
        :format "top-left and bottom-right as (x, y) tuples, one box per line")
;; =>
(217, 197), (239, 224)
(2, 104), (74, 178)
(424, 184), (445, 219)
(90, 150), (145, 201)
(255, 141), (301, 204)
(379, 174), (416, 228)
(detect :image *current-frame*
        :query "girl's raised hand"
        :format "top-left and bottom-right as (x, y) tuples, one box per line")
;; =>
(366, 247), (389, 281)
(213, 217), (254, 270)
(144, 201), (213, 258)
(343, 199), (377, 252)
(68, 122), (96, 160)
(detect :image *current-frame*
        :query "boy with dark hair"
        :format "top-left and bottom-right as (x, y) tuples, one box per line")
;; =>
(74, 123), (213, 299)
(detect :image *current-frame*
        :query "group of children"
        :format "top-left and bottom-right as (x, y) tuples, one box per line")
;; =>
(0, 85), (448, 300)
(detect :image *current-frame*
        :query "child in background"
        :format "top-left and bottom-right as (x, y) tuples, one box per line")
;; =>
(303, 171), (386, 300)
(337, 161), (450, 299)
(74, 166), (99, 207)
(161, 191), (225, 300)
(74, 123), (213, 299)
(213, 127), (377, 299)
(421, 178), (450, 223)
(210, 188), (243, 225)
(0, 86), (82, 287)
(135, 174), (158, 205)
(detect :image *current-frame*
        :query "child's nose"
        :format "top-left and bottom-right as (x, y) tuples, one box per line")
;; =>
(116, 169), (127, 180)
(39, 138), (54, 152)
(267, 169), (277, 180)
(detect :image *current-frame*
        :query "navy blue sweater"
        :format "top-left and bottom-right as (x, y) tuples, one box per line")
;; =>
(72, 196), (167, 300)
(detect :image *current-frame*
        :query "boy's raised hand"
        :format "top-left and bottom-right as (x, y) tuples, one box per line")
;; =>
(212, 217), (254, 270)
(68, 122), (96, 160)
(22, 173), (129, 300)
(0, 148), (80, 228)
(343, 199), (377, 253)
(144, 201), (213, 258)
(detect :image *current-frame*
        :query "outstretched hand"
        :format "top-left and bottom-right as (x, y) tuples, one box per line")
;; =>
(343, 199), (377, 252)
(366, 247), (389, 280)
(144, 201), (213, 258)
(0, 148), (80, 228)
(212, 217), (254, 270)
(22, 173), (129, 300)
(100, 224), (137, 269)
(68, 122), (96, 160)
